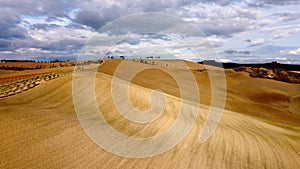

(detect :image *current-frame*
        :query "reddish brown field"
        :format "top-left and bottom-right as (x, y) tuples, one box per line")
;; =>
(0, 61), (74, 70)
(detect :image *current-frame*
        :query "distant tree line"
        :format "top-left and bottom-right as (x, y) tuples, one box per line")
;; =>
(199, 60), (300, 71)
(1, 59), (73, 63)
(107, 56), (125, 59)
(145, 56), (160, 59)
(1, 59), (35, 62)
(0, 66), (36, 71)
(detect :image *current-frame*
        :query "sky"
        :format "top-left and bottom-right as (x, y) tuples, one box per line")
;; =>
(0, 0), (300, 63)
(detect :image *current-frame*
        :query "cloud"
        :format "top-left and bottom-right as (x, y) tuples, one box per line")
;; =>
(0, 0), (76, 17)
(181, 6), (255, 36)
(0, 0), (299, 62)
(272, 12), (300, 22)
(0, 51), (15, 55)
(206, 36), (226, 47)
(262, 24), (300, 40)
(257, 0), (300, 5)
(200, 0), (239, 6)
(0, 9), (27, 39)
(281, 47), (300, 55)
(31, 23), (60, 30)
(246, 0), (300, 7)
(0, 25), (95, 58)
(287, 48), (300, 55)
(15, 47), (51, 54)
(73, 7), (122, 30)
(224, 50), (250, 55)
(247, 38), (268, 47)
(73, 1), (260, 38)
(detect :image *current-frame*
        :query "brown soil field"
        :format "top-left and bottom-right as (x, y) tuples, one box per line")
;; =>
(0, 61), (74, 70)
(0, 67), (73, 84)
(0, 59), (299, 168)
(0, 67), (73, 98)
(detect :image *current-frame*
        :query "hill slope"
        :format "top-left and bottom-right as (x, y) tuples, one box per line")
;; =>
(0, 59), (299, 168)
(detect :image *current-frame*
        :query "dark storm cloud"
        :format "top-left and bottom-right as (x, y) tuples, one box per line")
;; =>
(73, 7), (121, 30)
(0, 9), (27, 39)
(99, 13), (182, 35)
(0, 26), (27, 39)
(31, 23), (60, 30)
(0, 39), (10, 50)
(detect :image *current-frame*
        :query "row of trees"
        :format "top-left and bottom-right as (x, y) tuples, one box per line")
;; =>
(146, 56), (160, 59)
(0, 59), (72, 63)
(106, 56), (161, 59)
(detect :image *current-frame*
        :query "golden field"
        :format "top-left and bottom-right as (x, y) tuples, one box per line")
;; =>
(0, 59), (299, 169)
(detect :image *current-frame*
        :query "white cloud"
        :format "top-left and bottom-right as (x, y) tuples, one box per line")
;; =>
(206, 36), (226, 47)
(0, 51), (14, 55)
(247, 38), (267, 47)
(15, 47), (51, 54)
(280, 47), (300, 55)
(262, 24), (300, 40)
(25, 26), (94, 43)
